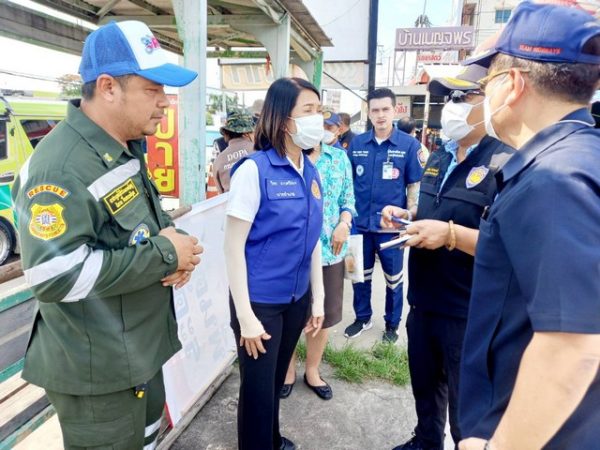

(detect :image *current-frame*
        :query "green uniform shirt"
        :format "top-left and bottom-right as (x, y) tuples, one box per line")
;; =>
(12, 100), (182, 395)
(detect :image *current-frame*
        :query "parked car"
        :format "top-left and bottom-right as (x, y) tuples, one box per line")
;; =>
(0, 97), (67, 265)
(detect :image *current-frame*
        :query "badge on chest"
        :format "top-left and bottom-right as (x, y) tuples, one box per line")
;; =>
(466, 166), (489, 189)
(266, 179), (305, 200)
(382, 161), (400, 180)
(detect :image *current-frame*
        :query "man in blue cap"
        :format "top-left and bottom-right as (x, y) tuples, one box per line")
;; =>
(457, 3), (600, 450)
(12, 20), (202, 449)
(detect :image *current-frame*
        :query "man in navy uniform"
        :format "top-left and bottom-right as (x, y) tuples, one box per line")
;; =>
(383, 65), (513, 450)
(457, 3), (600, 449)
(338, 112), (356, 150)
(344, 88), (423, 343)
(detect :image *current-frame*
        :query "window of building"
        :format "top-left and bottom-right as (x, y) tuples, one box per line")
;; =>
(495, 9), (512, 24)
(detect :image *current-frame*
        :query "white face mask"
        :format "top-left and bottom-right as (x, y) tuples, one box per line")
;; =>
(322, 130), (336, 145)
(289, 114), (324, 149)
(483, 74), (512, 141)
(440, 101), (480, 142)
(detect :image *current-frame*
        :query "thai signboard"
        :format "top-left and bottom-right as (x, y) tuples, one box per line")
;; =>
(147, 95), (179, 197)
(395, 96), (411, 119)
(417, 51), (459, 64)
(395, 26), (475, 51)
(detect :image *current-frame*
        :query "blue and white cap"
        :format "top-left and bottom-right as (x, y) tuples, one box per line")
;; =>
(79, 21), (198, 87)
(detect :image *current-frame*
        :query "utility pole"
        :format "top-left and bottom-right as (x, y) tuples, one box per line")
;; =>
(367, 0), (379, 130)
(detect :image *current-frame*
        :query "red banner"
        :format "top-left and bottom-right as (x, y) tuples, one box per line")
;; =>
(147, 95), (179, 197)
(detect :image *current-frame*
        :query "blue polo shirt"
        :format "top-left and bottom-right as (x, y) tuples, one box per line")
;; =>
(459, 109), (600, 448)
(347, 128), (423, 232)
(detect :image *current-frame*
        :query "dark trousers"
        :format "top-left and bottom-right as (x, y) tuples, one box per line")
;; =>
(406, 307), (467, 449)
(353, 232), (405, 328)
(230, 291), (310, 450)
(46, 369), (164, 450)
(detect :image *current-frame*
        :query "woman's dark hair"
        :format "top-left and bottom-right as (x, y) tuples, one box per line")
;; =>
(254, 77), (320, 156)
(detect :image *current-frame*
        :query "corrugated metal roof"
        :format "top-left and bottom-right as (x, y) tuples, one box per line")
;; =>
(30, 0), (332, 55)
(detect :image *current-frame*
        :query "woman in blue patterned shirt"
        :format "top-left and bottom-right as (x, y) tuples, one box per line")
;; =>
(281, 139), (356, 400)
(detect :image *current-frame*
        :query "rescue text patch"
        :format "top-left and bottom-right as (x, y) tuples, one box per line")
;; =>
(27, 184), (70, 199)
(29, 203), (67, 241)
(424, 167), (440, 177)
(103, 179), (139, 215)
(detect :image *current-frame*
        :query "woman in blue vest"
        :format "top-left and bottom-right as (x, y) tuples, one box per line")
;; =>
(224, 77), (325, 450)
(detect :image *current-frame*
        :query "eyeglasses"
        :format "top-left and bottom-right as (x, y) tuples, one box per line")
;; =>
(477, 68), (530, 90)
(449, 90), (484, 103)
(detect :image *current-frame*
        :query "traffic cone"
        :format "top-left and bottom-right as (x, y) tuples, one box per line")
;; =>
(206, 171), (218, 199)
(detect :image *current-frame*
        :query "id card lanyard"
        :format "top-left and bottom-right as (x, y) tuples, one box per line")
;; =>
(382, 153), (393, 180)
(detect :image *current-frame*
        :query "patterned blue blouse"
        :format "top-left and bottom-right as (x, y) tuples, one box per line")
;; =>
(314, 144), (357, 266)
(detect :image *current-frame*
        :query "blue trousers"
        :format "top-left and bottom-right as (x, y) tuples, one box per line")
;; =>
(352, 231), (405, 328)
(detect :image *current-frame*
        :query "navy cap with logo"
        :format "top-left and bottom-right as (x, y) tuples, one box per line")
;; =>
(465, 1), (600, 68)
(79, 21), (198, 87)
(427, 64), (488, 96)
(323, 111), (341, 126)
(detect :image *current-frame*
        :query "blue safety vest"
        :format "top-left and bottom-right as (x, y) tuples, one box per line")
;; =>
(231, 148), (323, 303)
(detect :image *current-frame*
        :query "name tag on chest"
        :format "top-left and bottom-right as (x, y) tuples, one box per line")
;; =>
(266, 179), (305, 200)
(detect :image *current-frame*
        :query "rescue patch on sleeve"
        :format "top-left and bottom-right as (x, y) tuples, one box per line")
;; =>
(29, 203), (67, 240)
(417, 149), (428, 168)
(103, 178), (139, 215)
(129, 223), (150, 246)
(27, 184), (70, 199)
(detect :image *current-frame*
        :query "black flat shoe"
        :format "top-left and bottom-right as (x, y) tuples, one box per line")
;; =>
(280, 380), (295, 399)
(303, 373), (333, 400)
(280, 436), (296, 450)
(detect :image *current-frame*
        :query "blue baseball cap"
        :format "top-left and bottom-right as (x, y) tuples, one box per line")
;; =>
(465, 1), (600, 68)
(79, 21), (198, 87)
(323, 111), (341, 126)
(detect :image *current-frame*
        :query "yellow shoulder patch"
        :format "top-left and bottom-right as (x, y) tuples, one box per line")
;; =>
(311, 179), (321, 200)
(26, 184), (70, 199)
(103, 178), (139, 215)
(29, 203), (67, 241)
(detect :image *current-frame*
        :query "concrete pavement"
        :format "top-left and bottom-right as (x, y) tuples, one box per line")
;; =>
(172, 258), (456, 450)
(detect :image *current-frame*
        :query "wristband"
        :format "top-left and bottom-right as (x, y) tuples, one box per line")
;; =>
(445, 220), (456, 251)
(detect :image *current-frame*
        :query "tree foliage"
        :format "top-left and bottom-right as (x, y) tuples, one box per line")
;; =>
(57, 74), (82, 98)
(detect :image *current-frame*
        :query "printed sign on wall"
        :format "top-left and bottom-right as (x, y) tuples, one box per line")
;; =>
(147, 95), (179, 197)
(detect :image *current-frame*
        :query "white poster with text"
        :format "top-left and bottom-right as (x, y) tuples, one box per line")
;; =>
(163, 194), (236, 425)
